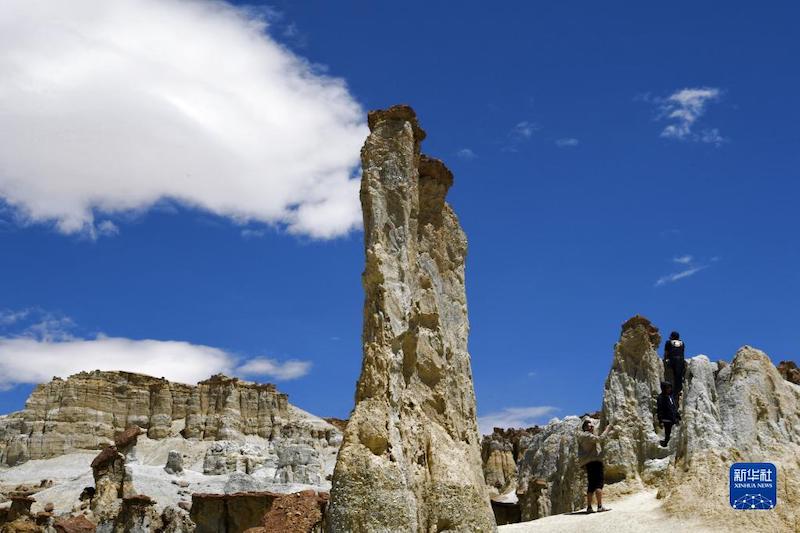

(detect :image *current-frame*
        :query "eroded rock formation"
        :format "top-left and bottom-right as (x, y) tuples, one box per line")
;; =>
(0, 371), (339, 489)
(515, 315), (800, 531)
(481, 427), (540, 496)
(190, 491), (278, 533)
(660, 347), (800, 531)
(599, 315), (670, 483)
(328, 105), (495, 532)
(777, 360), (800, 385)
(516, 416), (588, 521)
(0, 372), (328, 465)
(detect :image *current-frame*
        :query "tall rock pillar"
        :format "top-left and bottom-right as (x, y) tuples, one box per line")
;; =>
(600, 315), (666, 483)
(328, 105), (495, 532)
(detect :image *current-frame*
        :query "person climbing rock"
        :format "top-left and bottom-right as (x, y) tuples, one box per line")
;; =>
(577, 418), (611, 513)
(664, 331), (686, 399)
(657, 381), (681, 447)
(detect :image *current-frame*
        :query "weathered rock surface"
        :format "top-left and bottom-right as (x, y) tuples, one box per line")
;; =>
(514, 315), (800, 532)
(599, 315), (669, 483)
(516, 317), (669, 522)
(53, 515), (96, 533)
(163, 451), (183, 476)
(190, 491), (278, 533)
(0, 371), (340, 502)
(777, 360), (800, 385)
(481, 427), (541, 496)
(0, 372), (338, 467)
(261, 490), (327, 533)
(515, 317), (666, 521)
(516, 416), (588, 521)
(328, 105), (495, 532)
(660, 347), (800, 531)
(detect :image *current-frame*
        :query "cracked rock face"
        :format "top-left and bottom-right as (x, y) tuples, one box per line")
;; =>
(599, 315), (667, 483)
(328, 105), (495, 532)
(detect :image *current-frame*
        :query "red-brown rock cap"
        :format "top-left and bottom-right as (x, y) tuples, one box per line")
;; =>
(621, 315), (661, 348)
(367, 104), (427, 142)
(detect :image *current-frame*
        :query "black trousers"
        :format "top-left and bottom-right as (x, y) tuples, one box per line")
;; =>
(586, 461), (604, 492)
(668, 358), (686, 397)
(663, 422), (674, 444)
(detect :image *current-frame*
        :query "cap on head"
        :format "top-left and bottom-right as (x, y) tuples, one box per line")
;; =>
(661, 381), (673, 392)
(670, 331), (680, 340)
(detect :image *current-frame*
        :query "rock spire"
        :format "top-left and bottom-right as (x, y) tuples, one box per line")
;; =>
(328, 105), (495, 532)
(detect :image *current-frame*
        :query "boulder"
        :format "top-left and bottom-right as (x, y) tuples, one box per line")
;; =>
(159, 506), (193, 533)
(190, 492), (279, 533)
(164, 450), (183, 475)
(7, 495), (34, 522)
(262, 490), (327, 533)
(223, 472), (261, 494)
(328, 105), (495, 532)
(53, 515), (96, 533)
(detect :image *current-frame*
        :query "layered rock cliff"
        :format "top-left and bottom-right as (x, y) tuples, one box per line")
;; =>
(328, 105), (495, 532)
(0, 371), (340, 487)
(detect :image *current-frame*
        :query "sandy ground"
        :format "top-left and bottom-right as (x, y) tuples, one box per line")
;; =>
(499, 490), (728, 533)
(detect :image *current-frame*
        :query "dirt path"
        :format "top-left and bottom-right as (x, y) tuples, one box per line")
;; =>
(498, 490), (726, 533)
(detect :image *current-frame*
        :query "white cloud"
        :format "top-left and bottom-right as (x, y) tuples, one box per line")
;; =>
(503, 121), (539, 152)
(655, 254), (716, 287)
(555, 138), (579, 147)
(456, 148), (477, 160)
(0, 309), (311, 388)
(477, 406), (558, 435)
(0, 336), (234, 389)
(241, 228), (266, 239)
(656, 87), (726, 144)
(655, 266), (707, 287)
(237, 357), (311, 381)
(0, 0), (367, 239)
(511, 121), (537, 140)
(0, 309), (31, 326)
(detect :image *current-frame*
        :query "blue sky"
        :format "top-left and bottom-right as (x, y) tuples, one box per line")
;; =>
(1, 1), (798, 432)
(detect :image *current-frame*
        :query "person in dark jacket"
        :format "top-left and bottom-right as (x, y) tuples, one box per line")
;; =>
(657, 381), (681, 447)
(663, 331), (686, 399)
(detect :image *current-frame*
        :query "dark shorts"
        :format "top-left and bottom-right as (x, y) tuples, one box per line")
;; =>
(586, 461), (604, 492)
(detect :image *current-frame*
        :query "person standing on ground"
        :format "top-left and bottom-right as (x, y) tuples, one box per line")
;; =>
(664, 331), (686, 399)
(577, 418), (611, 513)
(657, 381), (681, 447)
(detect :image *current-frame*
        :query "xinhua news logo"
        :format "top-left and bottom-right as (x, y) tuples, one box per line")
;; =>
(729, 462), (777, 510)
